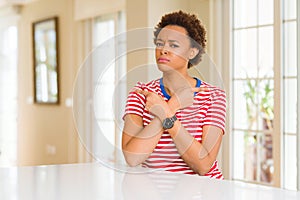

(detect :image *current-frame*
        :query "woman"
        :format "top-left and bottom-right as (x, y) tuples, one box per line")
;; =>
(122, 10), (226, 179)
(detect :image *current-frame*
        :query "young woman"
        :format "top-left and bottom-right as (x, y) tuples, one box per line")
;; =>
(122, 10), (226, 179)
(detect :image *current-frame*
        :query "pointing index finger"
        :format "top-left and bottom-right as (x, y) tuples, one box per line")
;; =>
(192, 86), (208, 93)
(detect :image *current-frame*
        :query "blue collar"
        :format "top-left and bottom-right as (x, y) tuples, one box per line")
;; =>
(159, 77), (202, 100)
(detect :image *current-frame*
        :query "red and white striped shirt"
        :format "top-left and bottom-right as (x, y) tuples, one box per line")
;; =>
(123, 78), (226, 179)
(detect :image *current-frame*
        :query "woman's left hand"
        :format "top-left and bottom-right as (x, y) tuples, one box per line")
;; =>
(170, 87), (203, 110)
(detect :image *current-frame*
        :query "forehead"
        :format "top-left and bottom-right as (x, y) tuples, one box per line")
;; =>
(157, 25), (189, 41)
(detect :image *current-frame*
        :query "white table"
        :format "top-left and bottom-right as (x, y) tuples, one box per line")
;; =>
(0, 163), (299, 200)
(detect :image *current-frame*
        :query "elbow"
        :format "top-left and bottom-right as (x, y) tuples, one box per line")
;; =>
(197, 167), (211, 176)
(193, 163), (212, 176)
(125, 158), (141, 167)
(122, 151), (143, 167)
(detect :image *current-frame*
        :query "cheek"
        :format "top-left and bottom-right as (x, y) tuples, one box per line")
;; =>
(173, 50), (190, 61)
(155, 49), (160, 58)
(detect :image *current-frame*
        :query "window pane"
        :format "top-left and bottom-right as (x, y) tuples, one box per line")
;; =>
(93, 40), (116, 84)
(233, 80), (258, 130)
(232, 130), (246, 180)
(93, 17), (116, 85)
(284, 134), (297, 190)
(95, 120), (115, 145)
(258, 0), (273, 25)
(234, 29), (257, 78)
(283, 22), (297, 77)
(237, 131), (258, 181)
(93, 16), (116, 120)
(283, 79), (297, 133)
(282, 1), (298, 191)
(96, 62), (115, 84)
(234, 0), (257, 28)
(94, 83), (115, 119)
(283, 0), (296, 20)
(257, 79), (274, 131)
(258, 26), (274, 78)
(94, 19), (114, 47)
(0, 25), (18, 166)
(93, 119), (115, 160)
(258, 132), (274, 183)
(233, 131), (274, 183)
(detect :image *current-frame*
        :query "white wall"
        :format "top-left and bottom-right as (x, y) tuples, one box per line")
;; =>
(18, 0), (78, 165)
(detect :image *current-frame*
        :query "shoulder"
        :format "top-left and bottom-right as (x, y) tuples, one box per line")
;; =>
(127, 79), (160, 101)
(200, 81), (226, 98)
(133, 79), (160, 92)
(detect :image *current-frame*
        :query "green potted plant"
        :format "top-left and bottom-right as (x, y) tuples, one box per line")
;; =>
(243, 78), (274, 130)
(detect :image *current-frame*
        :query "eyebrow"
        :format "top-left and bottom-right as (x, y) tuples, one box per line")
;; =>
(156, 38), (180, 43)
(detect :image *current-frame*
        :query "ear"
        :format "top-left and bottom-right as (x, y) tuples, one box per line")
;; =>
(188, 47), (199, 60)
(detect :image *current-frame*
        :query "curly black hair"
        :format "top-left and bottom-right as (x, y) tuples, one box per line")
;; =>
(154, 10), (207, 68)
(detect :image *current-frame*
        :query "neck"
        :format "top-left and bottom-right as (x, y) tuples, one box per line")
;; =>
(162, 71), (195, 94)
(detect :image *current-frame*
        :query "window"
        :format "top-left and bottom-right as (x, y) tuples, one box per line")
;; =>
(73, 11), (126, 164)
(0, 25), (18, 166)
(282, 0), (297, 190)
(231, 0), (298, 190)
(92, 12), (126, 163)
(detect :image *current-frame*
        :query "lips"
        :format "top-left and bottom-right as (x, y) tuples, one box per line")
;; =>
(157, 57), (170, 63)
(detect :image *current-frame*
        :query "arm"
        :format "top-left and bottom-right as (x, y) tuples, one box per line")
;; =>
(122, 88), (183, 167)
(165, 116), (223, 175)
(122, 90), (170, 167)
(122, 114), (163, 167)
(165, 88), (226, 175)
(138, 87), (225, 175)
(122, 86), (226, 174)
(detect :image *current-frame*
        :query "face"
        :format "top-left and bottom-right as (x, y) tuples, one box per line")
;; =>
(155, 25), (197, 73)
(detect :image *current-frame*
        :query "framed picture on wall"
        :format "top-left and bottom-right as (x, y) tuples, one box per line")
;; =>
(32, 16), (59, 104)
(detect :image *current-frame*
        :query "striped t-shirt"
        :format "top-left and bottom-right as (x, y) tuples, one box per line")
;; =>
(123, 78), (226, 179)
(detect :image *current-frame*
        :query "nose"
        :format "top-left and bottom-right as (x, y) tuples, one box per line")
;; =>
(161, 46), (168, 55)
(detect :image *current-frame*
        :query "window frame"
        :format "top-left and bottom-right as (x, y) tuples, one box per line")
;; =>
(228, 0), (299, 189)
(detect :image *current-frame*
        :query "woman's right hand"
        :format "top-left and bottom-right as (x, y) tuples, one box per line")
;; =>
(135, 89), (171, 120)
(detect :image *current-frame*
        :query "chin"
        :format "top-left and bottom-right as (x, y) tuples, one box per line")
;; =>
(157, 63), (174, 72)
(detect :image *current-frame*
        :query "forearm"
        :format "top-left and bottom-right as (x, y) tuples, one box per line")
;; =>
(122, 117), (163, 166)
(123, 98), (176, 155)
(168, 122), (219, 175)
(166, 99), (216, 174)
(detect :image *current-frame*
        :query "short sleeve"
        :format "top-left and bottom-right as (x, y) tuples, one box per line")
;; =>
(203, 88), (227, 134)
(122, 82), (146, 120)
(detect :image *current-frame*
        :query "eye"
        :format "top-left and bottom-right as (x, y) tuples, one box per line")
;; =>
(170, 44), (179, 48)
(155, 41), (164, 47)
